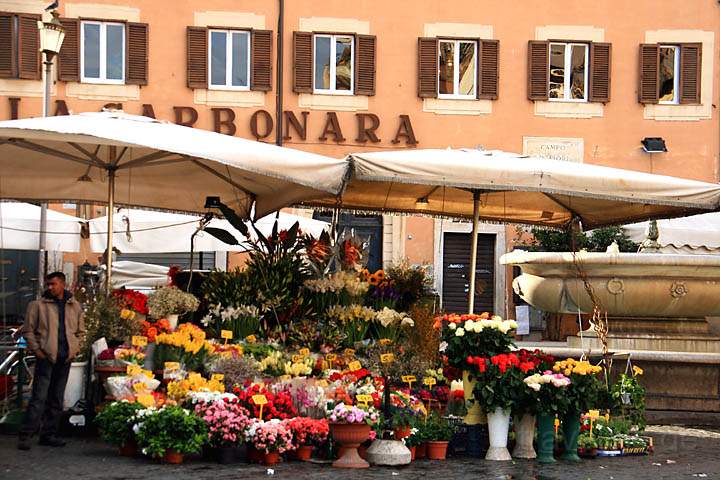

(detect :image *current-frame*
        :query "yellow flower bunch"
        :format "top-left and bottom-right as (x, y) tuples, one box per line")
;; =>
(326, 304), (376, 324)
(120, 308), (136, 320)
(283, 357), (314, 377)
(553, 358), (602, 376)
(156, 323), (207, 354)
(166, 374), (225, 401)
(258, 350), (283, 372)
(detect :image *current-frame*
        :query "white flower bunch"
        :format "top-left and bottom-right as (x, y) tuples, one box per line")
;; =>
(304, 271), (369, 296)
(523, 372), (572, 392)
(201, 304), (260, 327)
(375, 307), (413, 327)
(187, 390), (238, 404)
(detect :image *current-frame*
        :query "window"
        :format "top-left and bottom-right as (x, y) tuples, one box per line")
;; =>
(658, 45), (679, 104)
(438, 40), (477, 98)
(314, 34), (354, 94)
(81, 21), (125, 84)
(208, 29), (250, 90)
(0, 12), (40, 80)
(548, 42), (588, 102)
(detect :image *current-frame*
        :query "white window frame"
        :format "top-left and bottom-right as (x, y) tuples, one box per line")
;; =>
(437, 39), (477, 99)
(658, 45), (681, 105)
(80, 20), (125, 85)
(313, 34), (354, 95)
(548, 42), (589, 103)
(208, 29), (251, 91)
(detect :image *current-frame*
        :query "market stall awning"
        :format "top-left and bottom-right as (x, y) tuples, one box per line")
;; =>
(0, 201), (82, 252)
(624, 212), (720, 254)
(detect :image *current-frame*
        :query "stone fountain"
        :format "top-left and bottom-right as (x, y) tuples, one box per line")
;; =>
(501, 236), (720, 416)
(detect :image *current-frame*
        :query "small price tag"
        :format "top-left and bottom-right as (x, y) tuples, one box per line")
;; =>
(252, 394), (268, 406)
(164, 362), (180, 371)
(423, 377), (437, 387)
(221, 330), (233, 340)
(380, 353), (395, 363)
(326, 353), (337, 361)
(356, 394), (373, 406)
(344, 348), (356, 357)
(348, 360), (362, 371)
(402, 375), (416, 389)
(379, 338), (392, 346)
(292, 354), (304, 363)
(587, 409), (600, 419)
(299, 348), (310, 357)
(132, 382), (146, 393)
(136, 393), (154, 407)
(126, 364), (141, 376)
(131, 336), (148, 347)
(245, 335), (257, 343)
(211, 373), (224, 382)
(188, 372), (202, 382)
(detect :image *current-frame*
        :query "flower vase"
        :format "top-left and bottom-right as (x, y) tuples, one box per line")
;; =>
(512, 414), (537, 459)
(536, 413), (556, 464)
(462, 371), (487, 425)
(561, 411), (582, 462)
(330, 423), (371, 468)
(296, 445), (313, 461)
(485, 407), (512, 461)
(167, 314), (180, 330)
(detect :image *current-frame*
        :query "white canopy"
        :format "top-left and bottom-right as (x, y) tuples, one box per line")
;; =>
(88, 209), (329, 253)
(109, 260), (173, 290)
(306, 149), (720, 229)
(0, 202), (82, 251)
(624, 213), (720, 254)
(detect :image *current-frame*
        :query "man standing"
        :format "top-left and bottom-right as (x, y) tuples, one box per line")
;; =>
(18, 272), (85, 450)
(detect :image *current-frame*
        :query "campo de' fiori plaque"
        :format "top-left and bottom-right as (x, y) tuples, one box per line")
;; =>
(522, 137), (584, 163)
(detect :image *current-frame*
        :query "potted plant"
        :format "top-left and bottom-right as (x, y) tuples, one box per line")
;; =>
(134, 405), (207, 464)
(402, 424), (422, 461)
(194, 399), (252, 464)
(286, 417), (329, 461)
(95, 400), (143, 456)
(147, 286), (200, 329)
(523, 370), (572, 464)
(388, 395), (419, 440)
(327, 403), (379, 468)
(247, 419), (294, 465)
(424, 412), (454, 460)
(578, 432), (598, 458)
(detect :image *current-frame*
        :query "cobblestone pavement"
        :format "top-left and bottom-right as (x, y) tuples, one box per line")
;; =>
(1, 426), (718, 480)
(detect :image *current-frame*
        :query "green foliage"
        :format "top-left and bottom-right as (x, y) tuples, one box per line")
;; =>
(610, 373), (646, 431)
(135, 406), (207, 457)
(527, 226), (639, 252)
(94, 401), (142, 447)
(385, 262), (434, 311)
(423, 412), (455, 441)
(567, 373), (604, 413)
(201, 268), (252, 307)
(81, 288), (142, 356)
(577, 432), (598, 449)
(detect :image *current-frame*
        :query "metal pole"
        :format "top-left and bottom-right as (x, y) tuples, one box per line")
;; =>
(275, 0), (284, 146)
(467, 191), (481, 314)
(37, 55), (54, 297)
(105, 154), (116, 294)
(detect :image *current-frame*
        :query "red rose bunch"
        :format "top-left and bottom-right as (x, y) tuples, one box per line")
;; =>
(113, 288), (149, 315)
(232, 384), (297, 421)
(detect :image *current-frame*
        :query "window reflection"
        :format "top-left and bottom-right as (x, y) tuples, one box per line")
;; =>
(314, 36), (331, 90)
(439, 41), (454, 95)
(549, 44), (565, 99)
(335, 37), (352, 91)
(659, 46), (677, 103)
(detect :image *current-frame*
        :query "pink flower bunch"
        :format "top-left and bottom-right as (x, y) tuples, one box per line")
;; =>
(247, 419), (294, 454)
(327, 403), (379, 425)
(195, 400), (252, 447)
(286, 417), (329, 447)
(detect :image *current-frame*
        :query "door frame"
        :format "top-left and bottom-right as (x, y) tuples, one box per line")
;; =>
(433, 219), (507, 317)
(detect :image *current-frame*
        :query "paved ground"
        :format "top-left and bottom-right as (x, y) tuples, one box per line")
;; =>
(1, 426), (718, 480)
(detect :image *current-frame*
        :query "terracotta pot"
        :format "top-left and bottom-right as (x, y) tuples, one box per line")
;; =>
(409, 446), (416, 461)
(296, 445), (313, 461)
(118, 440), (137, 457)
(163, 449), (184, 464)
(215, 445), (247, 464)
(247, 445), (263, 464)
(394, 426), (411, 440)
(263, 451), (280, 465)
(426, 441), (449, 460)
(330, 423), (371, 468)
(416, 442), (427, 459)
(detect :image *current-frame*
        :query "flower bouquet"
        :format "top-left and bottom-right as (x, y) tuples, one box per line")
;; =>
(96, 347), (116, 367)
(95, 400), (143, 455)
(141, 318), (172, 343)
(372, 307), (414, 342)
(201, 304), (261, 341)
(113, 288), (149, 316)
(114, 346), (145, 366)
(147, 286), (200, 319)
(154, 323), (211, 373)
(326, 304), (376, 345)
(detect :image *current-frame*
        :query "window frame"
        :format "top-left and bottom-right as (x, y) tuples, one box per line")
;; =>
(548, 41), (589, 103)
(207, 28), (251, 91)
(437, 38), (478, 99)
(658, 44), (680, 105)
(80, 20), (126, 85)
(313, 33), (354, 96)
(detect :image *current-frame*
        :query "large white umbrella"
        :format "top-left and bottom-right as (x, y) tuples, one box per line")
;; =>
(306, 148), (720, 313)
(88, 208), (329, 253)
(624, 213), (720, 254)
(0, 201), (82, 251)
(0, 111), (348, 285)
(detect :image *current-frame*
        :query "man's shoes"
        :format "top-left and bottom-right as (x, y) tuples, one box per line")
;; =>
(38, 435), (66, 447)
(17, 435), (32, 450)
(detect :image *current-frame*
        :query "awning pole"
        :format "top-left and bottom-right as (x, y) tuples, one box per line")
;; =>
(105, 148), (116, 295)
(468, 190), (480, 314)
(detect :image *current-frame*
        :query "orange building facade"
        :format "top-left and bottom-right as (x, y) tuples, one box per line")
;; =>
(1, 0), (718, 318)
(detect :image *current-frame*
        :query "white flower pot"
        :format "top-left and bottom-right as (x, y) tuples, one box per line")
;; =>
(167, 314), (180, 330)
(63, 361), (87, 410)
(485, 407), (512, 461)
(512, 413), (537, 459)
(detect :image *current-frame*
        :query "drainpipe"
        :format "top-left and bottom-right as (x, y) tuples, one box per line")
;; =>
(275, 0), (284, 146)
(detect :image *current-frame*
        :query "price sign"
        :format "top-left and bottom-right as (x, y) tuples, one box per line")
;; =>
(292, 354), (304, 363)
(131, 336), (148, 347)
(587, 409), (600, 438)
(164, 362), (180, 371)
(356, 394), (373, 406)
(344, 348), (356, 357)
(252, 394), (268, 419)
(299, 348), (310, 357)
(136, 394), (154, 408)
(188, 372), (202, 382)
(326, 353), (337, 367)
(221, 330), (233, 340)
(379, 338), (392, 346)
(380, 353), (395, 363)
(211, 373), (225, 382)
(245, 335), (257, 343)
(423, 377), (437, 387)
(348, 360), (362, 371)
(126, 364), (141, 376)
(402, 375), (416, 389)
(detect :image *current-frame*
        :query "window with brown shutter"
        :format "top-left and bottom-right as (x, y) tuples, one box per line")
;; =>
(186, 26), (208, 88)
(679, 43), (701, 104)
(251, 29), (273, 91)
(17, 14), (40, 80)
(417, 37), (438, 98)
(638, 44), (659, 104)
(293, 31), (313, 93)
(126, 22), (148, 85)
(0, 12), (17, 78)
(589, 42), (611, 103)
(355, 34), (376, 96)
(58, 18), (80, 82)
(638, 42), (701, 105)
(478, 39), (499, 100)
(527, 40), (549, 101)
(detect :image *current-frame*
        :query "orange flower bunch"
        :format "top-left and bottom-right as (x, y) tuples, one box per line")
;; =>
(141, 318), (172, 343)
(432, 312), (491, 330)
(362, 269), (388, 287)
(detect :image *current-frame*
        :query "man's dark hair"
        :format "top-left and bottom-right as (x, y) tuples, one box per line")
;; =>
(46, 271), (66, 282)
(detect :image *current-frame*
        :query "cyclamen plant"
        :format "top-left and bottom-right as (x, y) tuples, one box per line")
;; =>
(195, 400), (253, 447)
(327, 403), (379, 425)
(286, 417), (330, 447)
(247, 419), (294, 454)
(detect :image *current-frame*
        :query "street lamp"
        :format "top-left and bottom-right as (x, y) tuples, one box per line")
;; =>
(36, 10), (65, 294)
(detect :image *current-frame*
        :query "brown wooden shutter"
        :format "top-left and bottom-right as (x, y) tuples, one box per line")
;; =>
(679, 43), (702, 104)
(355, 34), (376, 96)
(417, 37), (437, 98)
(477, 39), (499, 100)
(58, 18), (80, 82)
(185, 26), (207, 89)
(250, 29), (272, 91)
(18, 14), (40, 80)
(638, 43), (659, 104)
(0, 12), (15, 78)
(125, 22), (148, 85)
(589, 42), (611, 103)
(527, 40), (549, 100)
(293, 31), (312, 93)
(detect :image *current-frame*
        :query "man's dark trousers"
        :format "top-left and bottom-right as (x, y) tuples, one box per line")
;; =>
(19, 357), (70, 438)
